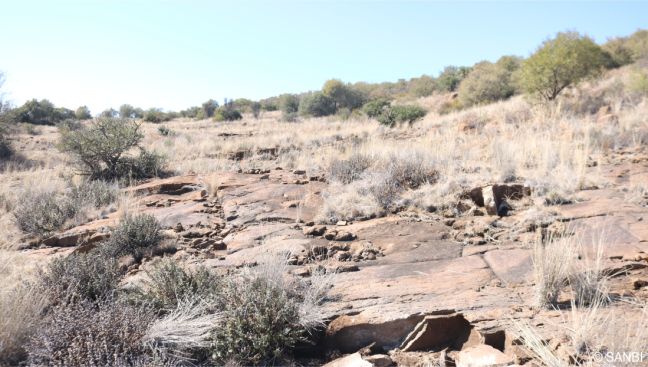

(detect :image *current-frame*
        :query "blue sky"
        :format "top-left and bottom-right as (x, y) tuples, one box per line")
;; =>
(0, 1), (646, 114)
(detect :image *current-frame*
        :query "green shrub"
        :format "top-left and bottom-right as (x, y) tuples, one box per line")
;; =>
(100, 108), (118, 118)
(105, 214), (163, 261)
(298, 92), (336, 117)
(329, 153), (374, 184)
(40, 252), (122, 304)
(143, 108), (172, 123)
(458, 56), (521, 106)
(134, 258), (221, 311)
(282, 111), (298, 122)
(74, 105), (92, 120)
(518, 31), (608, 101)
(213, 108), (243, 121)
(210, 276), (304, 366)
(28, 300), (154, 366)
(362, 99), (391, 118)
(58, 117), (165, 180)
(377, 105), (427, 127)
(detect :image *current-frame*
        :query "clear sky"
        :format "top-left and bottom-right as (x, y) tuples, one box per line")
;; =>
(0, 1), (646, 114)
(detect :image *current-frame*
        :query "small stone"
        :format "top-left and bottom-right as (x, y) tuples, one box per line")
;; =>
(633, 278), (648, 290)
(336, 220), (348, 226)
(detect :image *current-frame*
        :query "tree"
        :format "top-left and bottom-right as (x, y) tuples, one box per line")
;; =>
(75, 106), (92, 120)
(279, 94), (299, 114)
(251, 102), (262, 119)
(322, 79), (365, 110)
(58, 117), (164, 180)
(10, 99), (74, 125)
(298, 92), (336, 117)
(201, 99), (219, 119)
(458, 56), (521, 106)
(437, 66), (472, 92)
(119, 104), (138, 119)
(518, 31), (608, 101)
(100, 108), (118, 118)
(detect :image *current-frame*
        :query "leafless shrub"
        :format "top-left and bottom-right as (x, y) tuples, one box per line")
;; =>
(0, 283), (48, 365)
(27, 300), (155, 367)
(328, 153), (374, 184)
(39, 251), (122, 304)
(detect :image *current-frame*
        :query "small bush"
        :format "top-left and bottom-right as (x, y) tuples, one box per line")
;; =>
(105, 214), (163, 261)
(58, 117), (165, 180)
(40, 252), (122, 304)
(134, 258), (221, 311)
(28, 300), (155, 366)
(328, 153), (374, 184)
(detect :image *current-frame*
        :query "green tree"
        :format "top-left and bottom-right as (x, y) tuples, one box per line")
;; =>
(518, 31), (608, 101)
(437, 66), (472, 92)
(201, 99), (219, 118)
(119, 104), (138, 119)
(11, 99), (74, 125)
(279, 94), (299, 114)
(322, 79), (365, 110)
(458, 56), (521, 106)
(75, 106), (92, 120)
(100, 108), (117, 118)
(298, 92), (336, 117)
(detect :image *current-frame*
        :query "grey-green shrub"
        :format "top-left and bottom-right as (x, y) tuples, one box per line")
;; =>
(210, 276), (304, 366)
(105, 214), (163, 261)
(13, 191), (76, 235)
